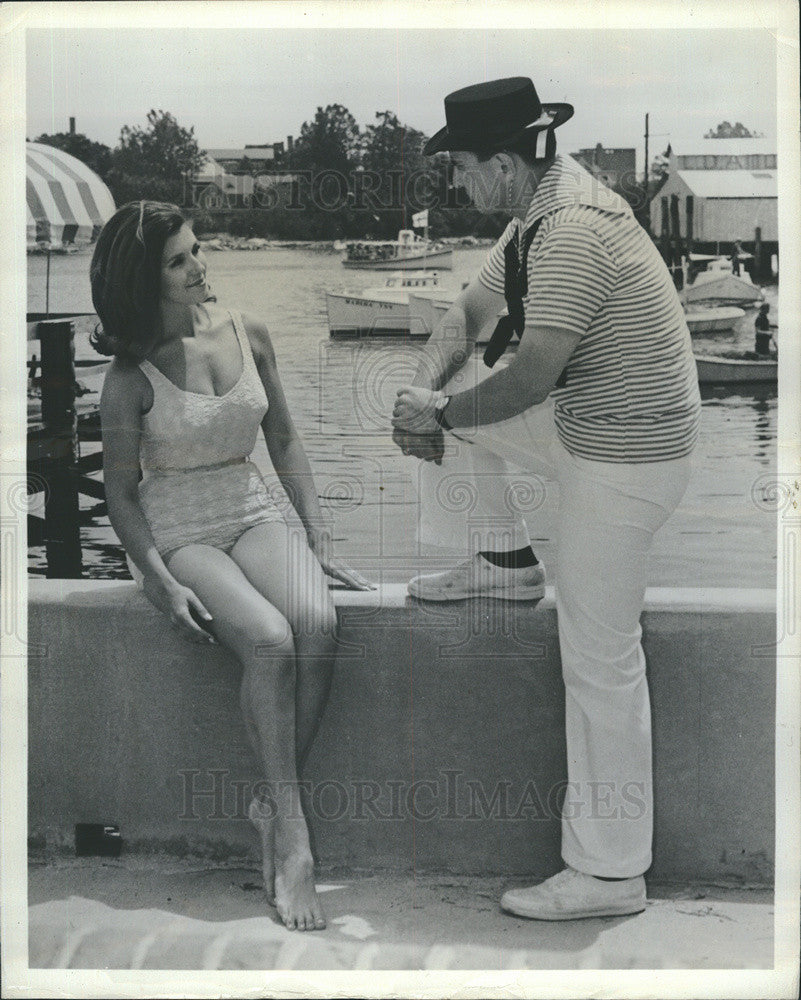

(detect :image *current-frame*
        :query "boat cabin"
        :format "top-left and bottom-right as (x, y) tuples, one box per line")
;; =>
(382, 271), (441, 290)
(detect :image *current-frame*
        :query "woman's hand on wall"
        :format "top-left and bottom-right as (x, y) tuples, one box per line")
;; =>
(143, 573), (216, 644)
(306, 526), (376, 591)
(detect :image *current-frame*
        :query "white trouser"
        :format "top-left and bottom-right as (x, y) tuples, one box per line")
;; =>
(417, 359), (533, 554)
(418, 363), (692, 876)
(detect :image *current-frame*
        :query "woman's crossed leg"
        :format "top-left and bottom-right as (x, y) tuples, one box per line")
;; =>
(165, 521), (336, 931)
(230, 520), (339, 769)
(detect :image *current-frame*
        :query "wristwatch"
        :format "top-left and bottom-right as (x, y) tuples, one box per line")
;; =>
(433, 394), (452, 430)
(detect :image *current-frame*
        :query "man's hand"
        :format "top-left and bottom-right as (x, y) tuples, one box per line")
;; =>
(392, 427), (445, 465)
(392, 386), (441, 434)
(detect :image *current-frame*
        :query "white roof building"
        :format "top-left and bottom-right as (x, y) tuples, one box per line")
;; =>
(193, 153), (296, 210)
(672, 137), (775, 166)
(650, 139), (777, 244)
(205, 147), (276, 166)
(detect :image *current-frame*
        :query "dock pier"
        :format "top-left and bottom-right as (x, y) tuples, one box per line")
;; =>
(27, 313), (107, 578)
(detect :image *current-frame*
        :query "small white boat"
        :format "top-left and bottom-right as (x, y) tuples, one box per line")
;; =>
(326, 271), (448, 337)
(408, 292), (515, 347)
(694, 354), (777, 384)
(682, 256), (764, 308)
(342, 229), (453, 270)
(684, 305), (745, 334)
(407, 290), (459, 338)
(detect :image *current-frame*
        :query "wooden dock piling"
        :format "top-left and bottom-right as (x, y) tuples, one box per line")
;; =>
(754, 226), (763, 280)
(30, 318), (83, 578)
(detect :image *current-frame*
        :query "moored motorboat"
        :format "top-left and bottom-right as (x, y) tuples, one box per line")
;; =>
(407, 292), (514, 346)
(341, 229), (453, 270)
(682, 256), (765, 307)
(683, 305), (745, 334)
(694, 353), (777, 384)
(326, 271), (449, 337)
(407, 289), (459, 338)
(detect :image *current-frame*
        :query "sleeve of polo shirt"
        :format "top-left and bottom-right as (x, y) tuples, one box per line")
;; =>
(524, 221), (618, 337)
(477, 220), (518, 295)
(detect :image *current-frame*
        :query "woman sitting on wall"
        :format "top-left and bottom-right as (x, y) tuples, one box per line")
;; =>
(91, 201), (373, 931)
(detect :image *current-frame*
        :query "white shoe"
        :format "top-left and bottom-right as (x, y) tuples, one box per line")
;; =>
(500, 867), (647, 921)
(407, 554), (546, 602)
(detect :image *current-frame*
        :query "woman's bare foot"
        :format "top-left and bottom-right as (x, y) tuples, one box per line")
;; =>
(248, 797), (276, 905)
(273, 817), (326, 931)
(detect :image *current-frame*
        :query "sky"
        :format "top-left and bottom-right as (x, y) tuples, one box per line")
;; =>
(25, 23), (779, 174)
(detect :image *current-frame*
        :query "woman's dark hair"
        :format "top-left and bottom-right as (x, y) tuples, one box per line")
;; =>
(90, 201), (186, 359)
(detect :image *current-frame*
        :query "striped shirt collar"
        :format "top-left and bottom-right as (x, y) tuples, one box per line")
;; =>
(521, 154), (632, 233)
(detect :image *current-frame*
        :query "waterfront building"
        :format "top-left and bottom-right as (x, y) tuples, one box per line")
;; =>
(649, 138), (777, 265)
(205, 145), (279, 172)
(192, 143), (295, 209)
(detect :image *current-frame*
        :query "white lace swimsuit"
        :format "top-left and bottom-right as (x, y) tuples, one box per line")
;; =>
(126, 305), (285, 583)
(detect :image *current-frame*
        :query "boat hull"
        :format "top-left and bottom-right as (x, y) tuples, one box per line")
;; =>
(684, 306), (745, 334)
(694, 354), (777, 384)
(683, 274), (764, 307)
(407, 290), (460, 337)
(325, 291), (430, 338)
(343, 249), (454, 270)
(407, 293), (508, 346)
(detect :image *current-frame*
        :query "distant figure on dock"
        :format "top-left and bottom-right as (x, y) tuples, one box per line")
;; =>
(753, 303), (778, 357)
(731, 239), (743, 276)
(27, 353), (40, 390)
(90, 200), (373, 932)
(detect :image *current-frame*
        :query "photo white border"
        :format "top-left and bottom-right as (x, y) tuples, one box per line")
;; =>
(2, 1), (799, 997)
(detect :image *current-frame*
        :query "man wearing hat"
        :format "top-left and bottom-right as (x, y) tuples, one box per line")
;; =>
(392, 78), (701, 920)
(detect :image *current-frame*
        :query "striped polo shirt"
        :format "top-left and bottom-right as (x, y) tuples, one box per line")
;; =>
(478, 154), (701, 463)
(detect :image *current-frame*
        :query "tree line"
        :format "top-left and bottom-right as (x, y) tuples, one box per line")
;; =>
(33, 105), (518, 241)
(43, 104), (751, 240)
(33, 107), (767, 243)
(33, 110), (206, 208)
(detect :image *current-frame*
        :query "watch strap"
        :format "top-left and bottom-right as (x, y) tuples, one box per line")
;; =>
(434, 395), (452, 430)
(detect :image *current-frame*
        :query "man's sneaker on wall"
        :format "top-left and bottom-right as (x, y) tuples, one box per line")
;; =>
(407, 554), (546, 602)
(500, 867), (647, 921)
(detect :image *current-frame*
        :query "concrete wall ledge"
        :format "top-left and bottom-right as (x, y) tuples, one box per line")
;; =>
(27, 580), (776, 884)
(28, 578), (777, 611)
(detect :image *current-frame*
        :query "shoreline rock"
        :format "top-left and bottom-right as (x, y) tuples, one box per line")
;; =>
(25, 235), (495, 255)
(199, 235), (339, 252)
(197, 234), (496, 252)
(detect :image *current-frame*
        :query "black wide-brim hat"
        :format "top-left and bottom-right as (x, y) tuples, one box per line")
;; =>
(423, 76), (573, 155)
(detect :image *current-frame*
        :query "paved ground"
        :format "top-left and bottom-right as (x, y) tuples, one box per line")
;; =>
(27, 854), (773, 970)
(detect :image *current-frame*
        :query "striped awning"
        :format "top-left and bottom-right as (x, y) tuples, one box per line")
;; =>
(26, 142), (116, 247)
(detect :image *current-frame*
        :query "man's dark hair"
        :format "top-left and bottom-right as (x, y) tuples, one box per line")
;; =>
(475, 128), (557, 165)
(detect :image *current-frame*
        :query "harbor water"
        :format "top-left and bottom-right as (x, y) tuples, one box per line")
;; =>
(26, 245), (778, 587)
